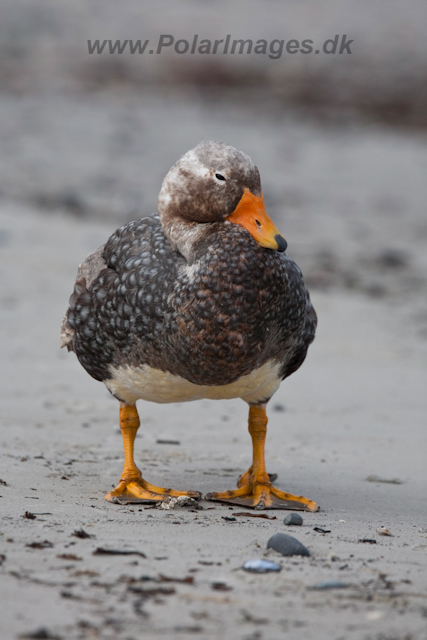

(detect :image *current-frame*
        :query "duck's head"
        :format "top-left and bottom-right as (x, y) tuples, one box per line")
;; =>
(158, 141), (287, 262)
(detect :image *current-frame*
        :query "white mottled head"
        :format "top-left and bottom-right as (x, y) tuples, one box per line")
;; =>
(157, 140), (286, 262)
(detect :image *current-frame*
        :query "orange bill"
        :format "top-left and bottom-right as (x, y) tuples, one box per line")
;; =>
(227, 188), (287, 252)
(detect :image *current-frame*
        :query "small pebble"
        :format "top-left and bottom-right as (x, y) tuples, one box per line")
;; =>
(376, 526), (393, 537)
(310, 580), (348, 590)
(160, 496), (198, 510)
(283, 513), (303, 526)
(267, 533), (310, 557)
(211, 582), (232, 591)
(242, 559), (281, 573)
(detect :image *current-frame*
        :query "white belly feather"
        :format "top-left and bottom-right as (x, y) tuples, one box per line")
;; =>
(105, 360), (282, 405)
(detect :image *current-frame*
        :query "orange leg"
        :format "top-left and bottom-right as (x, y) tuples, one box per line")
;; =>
(206, 405), (318, 511)
(105, 403), (201, 504)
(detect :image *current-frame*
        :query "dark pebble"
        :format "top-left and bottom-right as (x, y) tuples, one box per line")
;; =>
(283, 513), (303, 526)
(211, 581), (233, 591)
(267, 533), (310, 557)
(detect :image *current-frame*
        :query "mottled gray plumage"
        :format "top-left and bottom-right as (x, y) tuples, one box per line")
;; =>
(61, 141), (316, 404)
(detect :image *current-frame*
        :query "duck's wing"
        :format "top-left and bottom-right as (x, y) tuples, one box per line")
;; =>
(60, 244), (107, 351)
(280, 289), (317, 380)
(61, 214), (181, 381)
(60, 215), (158, 355)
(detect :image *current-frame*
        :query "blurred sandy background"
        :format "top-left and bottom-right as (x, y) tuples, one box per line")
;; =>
(1, 2), (427, 640)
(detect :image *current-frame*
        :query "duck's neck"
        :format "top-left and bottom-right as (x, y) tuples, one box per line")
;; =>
(160, 215), (217, 264)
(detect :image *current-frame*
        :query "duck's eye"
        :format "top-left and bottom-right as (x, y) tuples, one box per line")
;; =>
(215, 173), (226, 182)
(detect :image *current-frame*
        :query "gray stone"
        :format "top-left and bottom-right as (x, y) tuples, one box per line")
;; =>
(283, 513), (303, 526)
(267, 533), (310, 557)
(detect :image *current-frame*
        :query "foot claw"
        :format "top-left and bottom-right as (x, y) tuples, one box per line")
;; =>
(106, 477), (201, 504)
(206, 481), (318, 511)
